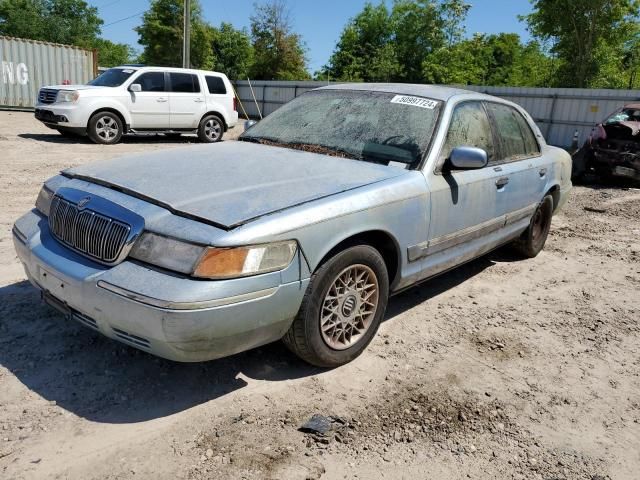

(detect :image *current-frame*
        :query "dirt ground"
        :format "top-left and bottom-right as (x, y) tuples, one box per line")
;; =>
(0, 111), (639, 480)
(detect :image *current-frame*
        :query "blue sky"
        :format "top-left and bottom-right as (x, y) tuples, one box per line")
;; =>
(91, 0), (534, 72)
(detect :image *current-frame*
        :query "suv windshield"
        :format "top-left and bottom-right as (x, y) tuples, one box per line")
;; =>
(240, 90), (441, 166)
(88, 68), (136, 87)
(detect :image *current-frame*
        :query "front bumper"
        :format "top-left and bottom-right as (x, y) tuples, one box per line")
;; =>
(12, 210), (308, 362)
(34, 102), (88, 129)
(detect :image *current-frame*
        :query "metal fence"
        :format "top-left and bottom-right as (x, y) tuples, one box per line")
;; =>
(235, 80), (640, 148)
(0, 36), (96, 109)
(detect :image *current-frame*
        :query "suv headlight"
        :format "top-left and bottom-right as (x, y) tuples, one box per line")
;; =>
(130, 232), (297, 279)
(35, 185), (54, 216)
(57, 90), (79, 103)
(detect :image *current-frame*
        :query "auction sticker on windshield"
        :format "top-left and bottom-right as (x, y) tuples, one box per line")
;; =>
(390, 95), (438, 109)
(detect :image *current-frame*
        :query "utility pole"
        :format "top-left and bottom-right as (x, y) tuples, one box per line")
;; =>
(182, 0), (191, 68)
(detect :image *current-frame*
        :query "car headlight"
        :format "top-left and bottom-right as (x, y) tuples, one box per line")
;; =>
(57, 90), (79, 103)
(35, 184), (54, 216)
(129, 232), (297, 279)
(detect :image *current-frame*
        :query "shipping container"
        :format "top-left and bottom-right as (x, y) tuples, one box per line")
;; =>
(0, 36), (96, 109)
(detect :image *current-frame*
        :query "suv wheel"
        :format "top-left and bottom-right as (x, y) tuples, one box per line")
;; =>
(198, 115), (223, 143)
(88, 112), (123, 145)
(282, 245), (389, 367)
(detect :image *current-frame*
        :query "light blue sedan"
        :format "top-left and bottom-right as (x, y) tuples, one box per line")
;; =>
(13, 84), (572, 367)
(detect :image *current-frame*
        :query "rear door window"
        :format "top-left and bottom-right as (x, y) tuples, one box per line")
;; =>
(169, 73), (200, 93)
(135, 72), (165, 92)
(205, 76), (227, 94)
(439, 101), (495, 165)
(485, 103), (538, 162)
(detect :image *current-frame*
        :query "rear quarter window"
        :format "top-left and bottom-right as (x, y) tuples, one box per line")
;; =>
(205, 76), (227, 94)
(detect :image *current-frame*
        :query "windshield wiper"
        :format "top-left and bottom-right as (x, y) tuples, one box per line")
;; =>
(239, 137), (363, 161)
(278, 142), (362, 160)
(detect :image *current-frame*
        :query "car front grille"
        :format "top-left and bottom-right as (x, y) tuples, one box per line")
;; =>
(48, 195), (131, 264)
(38, 89), (58, 104)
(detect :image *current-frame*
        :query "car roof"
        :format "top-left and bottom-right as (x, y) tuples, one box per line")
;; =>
(113, 65), (227, 77)
(316, 83), (495, 102)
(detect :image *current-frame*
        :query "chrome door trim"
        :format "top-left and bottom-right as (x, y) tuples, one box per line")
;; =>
(407, 202), (538, 262)
(505, 203), (537, 226)
(97, 280), (278, 311)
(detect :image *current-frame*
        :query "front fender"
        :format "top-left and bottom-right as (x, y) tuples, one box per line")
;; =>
(220, 172), (431, 289)
(85, 98), (132, 126)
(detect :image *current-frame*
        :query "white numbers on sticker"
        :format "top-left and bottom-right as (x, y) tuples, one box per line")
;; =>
(391, 95), (437, 109)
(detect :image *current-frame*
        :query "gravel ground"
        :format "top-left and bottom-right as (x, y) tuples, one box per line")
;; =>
(0, 111), (639, 480)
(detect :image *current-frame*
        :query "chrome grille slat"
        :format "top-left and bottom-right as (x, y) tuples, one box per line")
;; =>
(38, 88), (58, 104)
(48, 195), (131, 264)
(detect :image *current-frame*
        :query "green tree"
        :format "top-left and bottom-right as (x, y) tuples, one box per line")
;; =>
(136, 0), (213, 69)
(93, 38), (135, 67)
(422, 33), (553, 87)
(249, 0), (309, 80)
(320, 2), (393, 82)
(0, 0), (101, 46)
(321, 0), (470, 83)
(391, 0), (448, 82)
(0, 0), (133, 68)
(0, 0), (48, 40)
(523, 0), (640, 88)
(210, 22), (254, 80)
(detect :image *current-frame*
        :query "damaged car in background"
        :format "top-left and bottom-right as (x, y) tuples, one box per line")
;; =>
(13, 85), (571, 368)
(572, 103), (640, 183)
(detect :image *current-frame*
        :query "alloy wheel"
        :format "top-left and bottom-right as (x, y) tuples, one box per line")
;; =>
(95, 116), (119, 141)
(320, 264), (379, 350)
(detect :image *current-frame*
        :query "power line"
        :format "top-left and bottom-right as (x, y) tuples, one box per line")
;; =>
(98, 0), (123, 9)
(103, 10), (146, 27)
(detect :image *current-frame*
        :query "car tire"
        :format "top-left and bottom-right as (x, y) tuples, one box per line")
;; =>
(513, 195), (554, 258)
(197, 114), (224, 143)
(88, 112), (123, 145)
(282, 245), (389, 367)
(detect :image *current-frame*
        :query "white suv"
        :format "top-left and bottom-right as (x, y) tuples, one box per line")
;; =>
(34, 66), (239, 144)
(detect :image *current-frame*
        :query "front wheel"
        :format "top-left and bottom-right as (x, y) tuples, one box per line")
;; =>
(513, 195), (554, 258)
(282, 245), (389, 367)
(197, 115), (224, 143)
(88, 112), (123, 144)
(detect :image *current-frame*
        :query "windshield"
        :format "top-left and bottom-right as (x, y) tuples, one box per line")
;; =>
(88, 68), (136, 87)
(240, 90), (441, 167)
(605, 108), (640, 124)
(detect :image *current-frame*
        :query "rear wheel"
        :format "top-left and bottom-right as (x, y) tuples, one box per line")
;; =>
(513, 195), (554, 258)
(197, 115), (224, 143)
(88, 112), (123, 145)
(282, 245), (389, 367)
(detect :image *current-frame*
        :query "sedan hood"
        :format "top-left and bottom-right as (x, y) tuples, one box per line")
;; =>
(64, 142), (407, 229)
(44, 85), (109, 91)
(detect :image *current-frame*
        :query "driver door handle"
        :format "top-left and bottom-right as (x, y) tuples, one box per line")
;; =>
(495, 177), (509, 188)
(156, 97), (167, 103)
(194, 98), (204, 103)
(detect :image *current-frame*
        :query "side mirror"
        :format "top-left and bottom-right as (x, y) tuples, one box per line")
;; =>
(244, 120), (258, 130)
(449, 146), (488, 170)
(129, 83), (142, 93)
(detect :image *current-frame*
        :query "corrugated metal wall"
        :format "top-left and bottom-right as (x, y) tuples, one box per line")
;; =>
(235, 80), (640, 147)
(0, 36), (95, 109)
